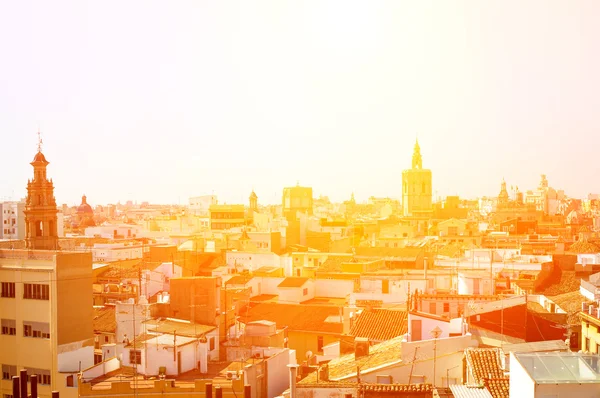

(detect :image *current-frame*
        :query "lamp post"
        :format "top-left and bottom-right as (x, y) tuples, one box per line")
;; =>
(430, 326), (442, 387)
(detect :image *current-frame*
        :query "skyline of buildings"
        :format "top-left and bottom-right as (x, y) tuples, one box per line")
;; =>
(1, 134), (595, 209)
(2, 128), (600, 398)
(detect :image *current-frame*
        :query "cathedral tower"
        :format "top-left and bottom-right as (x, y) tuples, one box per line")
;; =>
(24, 138), (58, 250)
(249, 190), (258, 212)
(402, 139), (433, 217)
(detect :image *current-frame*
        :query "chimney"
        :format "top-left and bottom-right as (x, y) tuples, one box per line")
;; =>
(288, 364), (299, 398)
(12, 376), (19, 398)
(205, 383), (212, 398)
(31, 375), (38, 398)
(354, 337), (369, 358)
(20, 370), (27, 398)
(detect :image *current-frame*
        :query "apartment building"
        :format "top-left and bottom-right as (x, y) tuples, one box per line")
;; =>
(0, 201), (25, 240)
(0, 249), (94, 398)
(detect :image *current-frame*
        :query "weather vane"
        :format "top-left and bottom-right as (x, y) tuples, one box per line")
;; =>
(37, 129), (43, 153)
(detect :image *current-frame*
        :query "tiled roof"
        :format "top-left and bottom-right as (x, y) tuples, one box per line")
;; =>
(465, 348), (505, 385)
(548, 290), (592, 325)
(543, 271), (581, 296)
(278, 277), (309, 288)
(143, 318), (216, 337)
(299, 335), (404, 383)
(350, 309), (408, 342)
(296, 382), (432, 394)
(320, 257), (350, 272)
(238, 302), (343, 334)
(226, 274), (251, 286)
(360, 383), (432, 393)
(483, 378), (510, 398)
(93, 306), (116, 334)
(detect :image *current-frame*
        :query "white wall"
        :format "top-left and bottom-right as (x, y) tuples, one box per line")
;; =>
(408, 313), (452, 341)
(458, 274), (493, 295)
(226, 252), (282, 271)
(278, 280), (315, 304)
(266, 348), (291, 398)
(115, 302), (151, 343)
(509, 352), (536, 398)
(81, 357), (120, 381)
(253, 277), (286, 296)
(92, 244), (143, 262)
(57, 344), (95, 373)
(315, 279), (354, 298)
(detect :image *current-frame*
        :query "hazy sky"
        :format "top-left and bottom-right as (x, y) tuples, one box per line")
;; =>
(2, 1), (599, 206)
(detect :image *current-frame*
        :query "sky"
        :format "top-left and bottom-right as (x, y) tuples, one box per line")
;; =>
(1, 1), (600, 206)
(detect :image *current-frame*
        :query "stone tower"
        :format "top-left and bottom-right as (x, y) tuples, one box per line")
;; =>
(249, 190), (258, 212)
(24, 145), (58, 250)
(402, 139), (433, 217)
(497, 179), (509, 208)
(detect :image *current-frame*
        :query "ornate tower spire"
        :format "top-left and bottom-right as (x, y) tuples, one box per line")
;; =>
(498, 178), (509, 208)
(24, 133), (58, 250)
(412, 138), (423, 169)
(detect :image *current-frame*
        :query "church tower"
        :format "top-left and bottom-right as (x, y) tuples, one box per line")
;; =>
(24, 136), (58, 250)
(402, 139), (433, 217)
(497, 179), (509, 208)
(249, 190), (258, 212)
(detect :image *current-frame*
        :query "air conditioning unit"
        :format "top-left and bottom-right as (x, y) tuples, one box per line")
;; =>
(226, 371), (239, 380)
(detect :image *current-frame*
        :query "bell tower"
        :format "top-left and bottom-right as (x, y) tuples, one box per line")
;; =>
(249, 190), (258, 212)
(402, 138), (433, 217)
(24, 133), (58, 250)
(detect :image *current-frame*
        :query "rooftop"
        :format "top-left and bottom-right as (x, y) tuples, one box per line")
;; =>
(143, 318), (217, 338)
(300, 335), (404, 383)
(239, 302), (343, 334)
(93, 306), (116, 334)
(277, 277), (309, 288)
(350, 308), (408, 342)
(514, 352), (600, 384)
(125, 333), (197, 349)
(465, 348), (505, 386)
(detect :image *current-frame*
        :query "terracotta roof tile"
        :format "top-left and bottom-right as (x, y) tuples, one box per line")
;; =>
(483, 377), (510, 398)
(350, 309), (408, 342)
(465, 348), (505, 385)
(300, 335), (404, 383)
(93, 306), (116, 334)
(239, 302), (343, 334)
(278, 277), (309, 288)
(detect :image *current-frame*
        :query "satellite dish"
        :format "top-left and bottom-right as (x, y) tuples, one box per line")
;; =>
(306, 351), (313, 359)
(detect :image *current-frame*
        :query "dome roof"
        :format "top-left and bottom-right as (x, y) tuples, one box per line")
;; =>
(77, 195), (94, 215)
(31, 151), (48, 164)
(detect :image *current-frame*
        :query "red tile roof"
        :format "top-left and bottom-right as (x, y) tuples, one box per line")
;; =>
(226, 275), (251, 286)
(350, 309), (408, 342)
(465, 348), (505, 385)
(483, 377), (510, 398)
(93, 306), (116, 334)
(238, 302), (343, 334)
(278, 277), (309, 288)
